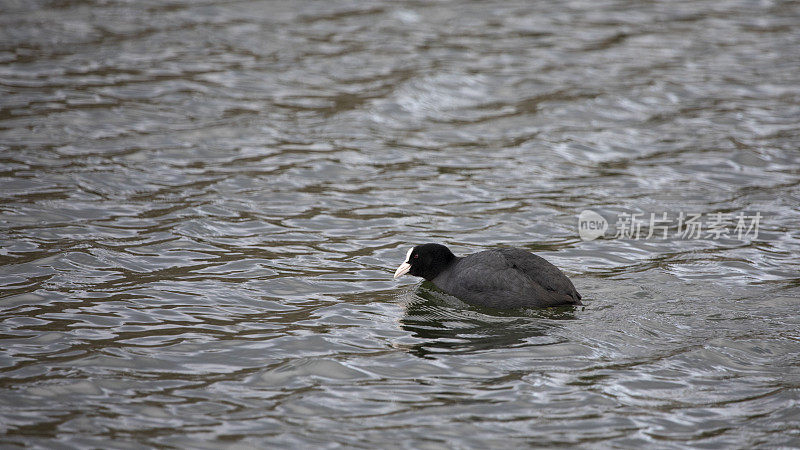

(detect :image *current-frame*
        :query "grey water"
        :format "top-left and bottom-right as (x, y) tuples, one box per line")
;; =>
(1, 0), (800, 447)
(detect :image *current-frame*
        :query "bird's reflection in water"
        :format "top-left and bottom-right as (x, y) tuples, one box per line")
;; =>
(398, 282), (579, 359)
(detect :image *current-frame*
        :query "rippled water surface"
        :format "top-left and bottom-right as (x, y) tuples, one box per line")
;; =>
(2, 0), (800, 447)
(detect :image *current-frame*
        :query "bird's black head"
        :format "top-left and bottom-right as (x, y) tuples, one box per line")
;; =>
(393, 243), (457, 281)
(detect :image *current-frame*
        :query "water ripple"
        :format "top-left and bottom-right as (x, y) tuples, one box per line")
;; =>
(2, 0), (800, 447)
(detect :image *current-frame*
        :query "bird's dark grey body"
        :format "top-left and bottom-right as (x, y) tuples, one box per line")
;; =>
(432, 248), (581, 309)
(394, 244), (581, 310)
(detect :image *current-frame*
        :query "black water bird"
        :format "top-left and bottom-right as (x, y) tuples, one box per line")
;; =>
(393, 243), (582, 309)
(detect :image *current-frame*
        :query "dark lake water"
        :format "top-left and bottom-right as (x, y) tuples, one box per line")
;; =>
(2, 0), (800, 447)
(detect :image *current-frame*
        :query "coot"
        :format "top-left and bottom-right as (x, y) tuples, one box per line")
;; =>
(393, 243), (582, 309)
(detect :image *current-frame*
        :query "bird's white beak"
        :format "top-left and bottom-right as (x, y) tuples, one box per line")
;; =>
(393, 247), (414, 279)
(393, 262), (411, 279)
